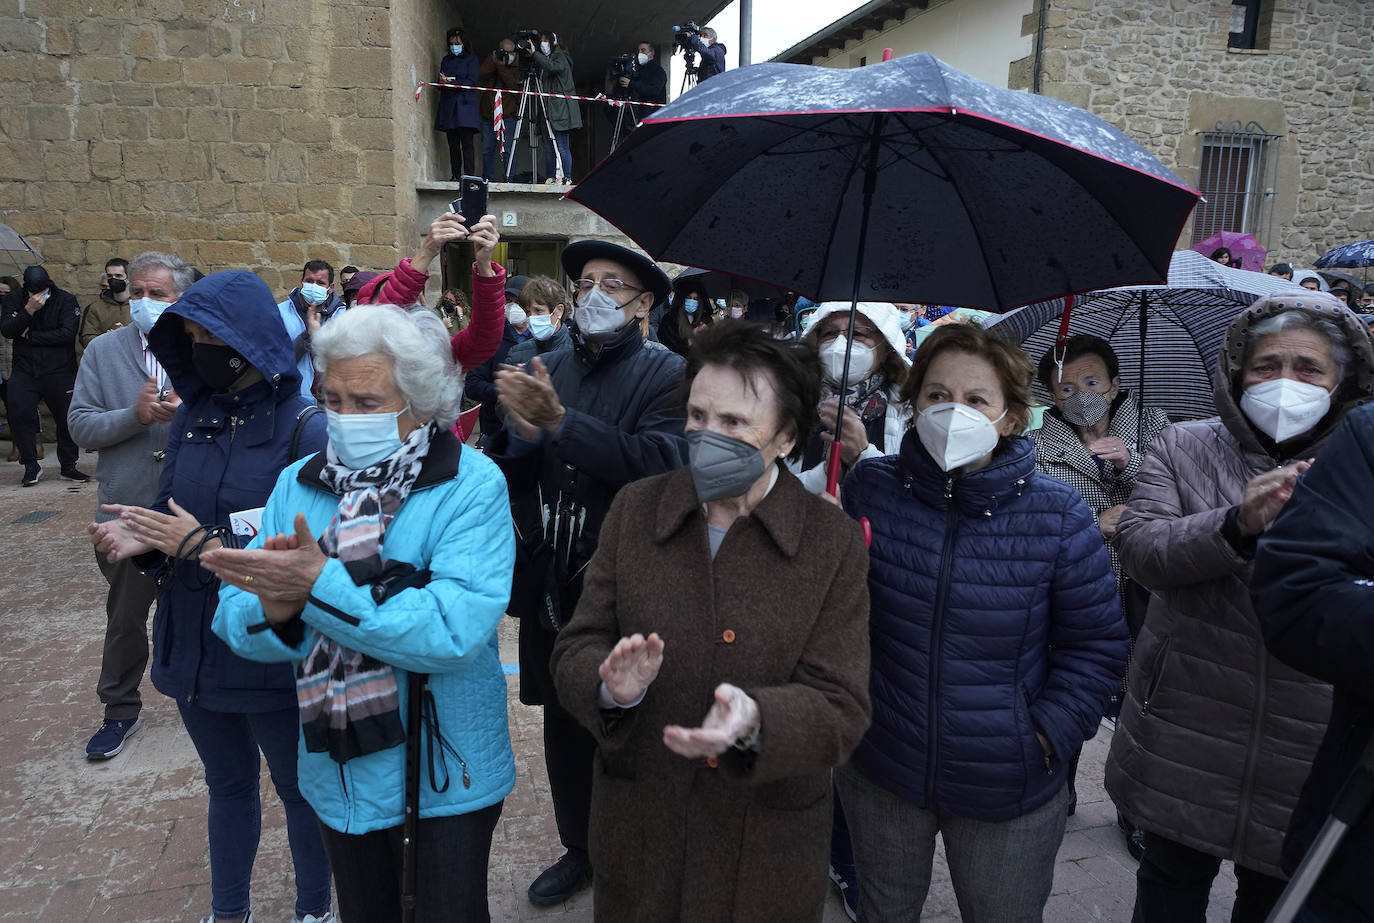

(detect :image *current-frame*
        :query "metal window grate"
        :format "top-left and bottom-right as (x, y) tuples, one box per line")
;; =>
(1191, 120), (1282, 250)
(10, 509), (61, 524)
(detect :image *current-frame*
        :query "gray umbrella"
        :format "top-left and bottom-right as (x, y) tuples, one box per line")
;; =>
(985, 250), (1308, 425)
(0, 222), (42, 273)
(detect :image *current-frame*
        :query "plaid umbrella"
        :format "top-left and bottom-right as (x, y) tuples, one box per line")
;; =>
(985, 250), (1307, 423)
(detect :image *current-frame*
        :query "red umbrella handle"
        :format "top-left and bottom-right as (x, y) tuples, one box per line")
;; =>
(862, 517), (872, 549)
(825, 441), (843, 496)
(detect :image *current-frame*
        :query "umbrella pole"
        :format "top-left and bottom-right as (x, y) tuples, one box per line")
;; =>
(827, 113), (886, 497)
(1137, 291), (1147, 449)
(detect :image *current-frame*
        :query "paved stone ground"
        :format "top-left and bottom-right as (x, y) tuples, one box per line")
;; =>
(0, 447), (1239, 922)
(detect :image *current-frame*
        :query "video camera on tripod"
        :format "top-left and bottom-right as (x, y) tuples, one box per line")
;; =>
(672, 20), (702, 52)
(672, 21), (702, 92)
(609, 52), (638, 81)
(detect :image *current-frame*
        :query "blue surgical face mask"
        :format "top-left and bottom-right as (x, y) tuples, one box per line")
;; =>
(450, 44), (463, 55)
(528, 313), (556, 341)
(683, 298), (699, 315)
(300, 282), (328, 305)
(326, 406), (408, 469)
(129, 297), (175, 336)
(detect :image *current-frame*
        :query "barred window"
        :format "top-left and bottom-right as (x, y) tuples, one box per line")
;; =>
(1190, 120), (1282, 250)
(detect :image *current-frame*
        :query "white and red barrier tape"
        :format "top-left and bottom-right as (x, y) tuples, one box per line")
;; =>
(414, 80), (667, 109)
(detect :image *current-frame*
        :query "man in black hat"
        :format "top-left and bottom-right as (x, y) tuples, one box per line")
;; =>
(0, 265), (87, 485)
(488, 240), (687, 906)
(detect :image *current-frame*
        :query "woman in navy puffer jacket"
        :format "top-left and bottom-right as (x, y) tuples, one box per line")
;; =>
(838, 324), (1128, 922)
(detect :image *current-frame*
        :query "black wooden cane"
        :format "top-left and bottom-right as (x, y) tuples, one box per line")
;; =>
(400, 672), (426, 922)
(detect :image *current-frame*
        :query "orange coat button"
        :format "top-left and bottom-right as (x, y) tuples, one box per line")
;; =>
(722, 629), (736, 643)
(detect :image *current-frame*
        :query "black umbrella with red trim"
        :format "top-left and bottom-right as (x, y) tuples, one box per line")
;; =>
(570, 52), (1200, 493)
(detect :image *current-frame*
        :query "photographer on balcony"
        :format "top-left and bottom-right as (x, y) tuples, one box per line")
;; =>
(683, 25), (726, 83)
(520, 31), (581, 185)
(611, 41), (667, 107)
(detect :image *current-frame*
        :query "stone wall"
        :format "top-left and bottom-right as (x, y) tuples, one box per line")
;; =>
(1011, 0), (1374, 268)
(0, 0), (408, 296)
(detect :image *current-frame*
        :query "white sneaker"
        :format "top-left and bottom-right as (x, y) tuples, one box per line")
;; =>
(198, 912), (253, 923)
(298, 913), (334, 923)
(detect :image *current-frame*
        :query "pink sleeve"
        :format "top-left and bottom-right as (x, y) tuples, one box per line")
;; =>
(364, 257), (430, 306)
(450, 262), (507, 369)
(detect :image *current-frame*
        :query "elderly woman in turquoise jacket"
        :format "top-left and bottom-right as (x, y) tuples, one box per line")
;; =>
(205, 303), (516, 923)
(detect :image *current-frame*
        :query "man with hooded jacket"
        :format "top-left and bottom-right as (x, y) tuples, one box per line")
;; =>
(487, 240), (688, 906)
(0, 265), (87, 485)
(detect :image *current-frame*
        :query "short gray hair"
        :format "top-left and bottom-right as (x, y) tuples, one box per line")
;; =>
(1245, 310), (1354, 383)
(127, 251), (196, 297)
(312, 304), (462, 428)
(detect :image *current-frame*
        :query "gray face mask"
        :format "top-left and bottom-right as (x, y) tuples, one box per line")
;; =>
(574, 286), (629, 342)
(687, 429), (773, 503)
(1061, 389), (1110, 427)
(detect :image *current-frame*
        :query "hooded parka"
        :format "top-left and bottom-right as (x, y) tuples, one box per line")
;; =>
(1106, 293), (1374, 876)
(143, 270), (327, 712)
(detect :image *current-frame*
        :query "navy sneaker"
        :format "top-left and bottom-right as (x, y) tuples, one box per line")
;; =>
(21, 463), (41, 487)
(60, 467), (90, 482)
(85, 717), (141, 760)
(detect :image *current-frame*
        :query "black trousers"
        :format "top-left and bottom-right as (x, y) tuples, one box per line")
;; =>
(94, 549), (157, 720)
(445, 127), (479, 180)
(318, 801), (503, 923)
(1133, 831), (1286, 923)
(8, 367), (77, 468)
(519, 617), (595, 855)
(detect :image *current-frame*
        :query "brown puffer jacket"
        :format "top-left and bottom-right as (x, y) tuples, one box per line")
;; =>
(1105, 293), (1374, 876)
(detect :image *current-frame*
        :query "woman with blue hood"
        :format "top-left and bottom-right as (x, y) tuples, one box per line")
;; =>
(91, 270), (332, 923)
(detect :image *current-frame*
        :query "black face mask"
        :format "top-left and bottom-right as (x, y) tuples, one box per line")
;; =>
(106, 277), (127, 295)
(191, 341), (251, 391)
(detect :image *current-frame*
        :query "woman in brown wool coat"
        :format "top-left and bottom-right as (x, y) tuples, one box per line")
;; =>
(551, 321), (872, 922)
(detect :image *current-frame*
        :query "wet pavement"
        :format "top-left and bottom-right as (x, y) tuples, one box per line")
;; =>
(0, 448), (1239, 922)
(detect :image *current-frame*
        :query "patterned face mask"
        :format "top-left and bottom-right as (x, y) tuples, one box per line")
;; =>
(1061, 389), (1110, 427)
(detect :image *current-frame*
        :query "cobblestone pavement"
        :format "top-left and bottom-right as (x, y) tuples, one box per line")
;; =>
(0, 450), (1238, 922)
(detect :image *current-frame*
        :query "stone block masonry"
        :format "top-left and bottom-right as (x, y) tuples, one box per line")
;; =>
(0, 0), (406, 296)
(1010, 0), (1374, 270)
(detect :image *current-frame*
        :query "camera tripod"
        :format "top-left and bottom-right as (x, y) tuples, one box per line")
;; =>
(505, 68), (566, 184)
(609, 97), (637, 149)
(679, 50), (699, 95)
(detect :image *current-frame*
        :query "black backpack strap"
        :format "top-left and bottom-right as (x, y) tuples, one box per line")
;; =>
(290, 404), (323, 462)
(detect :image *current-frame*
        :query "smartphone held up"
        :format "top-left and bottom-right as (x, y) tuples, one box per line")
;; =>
(451, 176), (489, 229)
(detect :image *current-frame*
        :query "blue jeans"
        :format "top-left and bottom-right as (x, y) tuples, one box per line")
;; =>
(544, 130), (572, 181)
(836, 760), (1070, 922)
(482, 116), (517, 180)
(177, 702), (332, 919)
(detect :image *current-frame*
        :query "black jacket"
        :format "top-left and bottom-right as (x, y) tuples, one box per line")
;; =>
(1251, 404), (1374, 921)
(687, 36), (727, 81)
(488, 323), (688, 621)
(0, 285), (81, 376)
(464, 321), (523, 442)
(627, 59), (667, 104)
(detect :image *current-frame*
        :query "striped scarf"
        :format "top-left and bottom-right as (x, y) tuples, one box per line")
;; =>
(296, 422), (435, 763)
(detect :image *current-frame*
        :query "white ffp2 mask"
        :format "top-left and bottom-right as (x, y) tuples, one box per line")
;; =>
(820, 335), (875, 385)
(1240, 378), (1333, 442)
(916, 402), (1006, 472)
